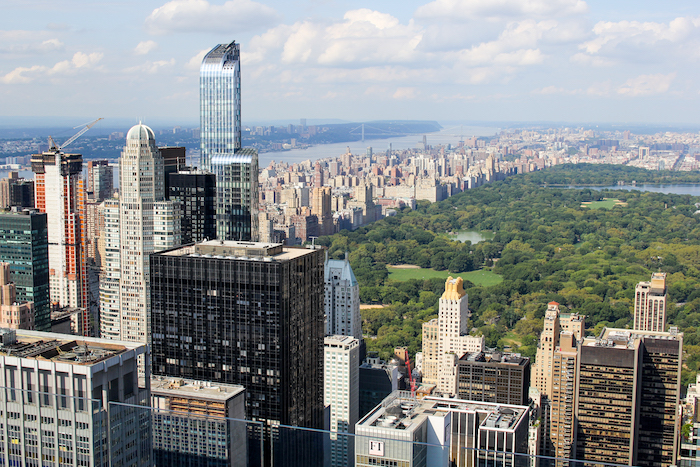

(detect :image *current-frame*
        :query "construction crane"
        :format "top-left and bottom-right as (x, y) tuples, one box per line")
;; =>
(48, 117), (103, 152)
(406, 354), (416, 396)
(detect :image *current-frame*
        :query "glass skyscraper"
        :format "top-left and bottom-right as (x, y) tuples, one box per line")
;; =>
(200, 41), (242, 171)
(200, 41), (258, 241)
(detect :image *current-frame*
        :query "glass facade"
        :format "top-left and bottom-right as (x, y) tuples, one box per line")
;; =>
(0, 210), (50, 331)
(211, 150), (259, 242)
(200, 42), (241, 171)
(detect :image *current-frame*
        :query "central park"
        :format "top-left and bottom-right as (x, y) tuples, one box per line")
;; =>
(317, 164), (700, 387)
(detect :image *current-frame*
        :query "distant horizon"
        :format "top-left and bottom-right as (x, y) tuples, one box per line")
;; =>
(0, 116), (699, 135)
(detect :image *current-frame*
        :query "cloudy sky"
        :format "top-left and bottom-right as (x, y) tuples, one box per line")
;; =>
(1, 0), (699, 126)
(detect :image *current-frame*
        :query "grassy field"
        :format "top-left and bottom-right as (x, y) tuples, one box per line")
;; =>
(581, 198), (626, 209)
(387, 266), (503, 287)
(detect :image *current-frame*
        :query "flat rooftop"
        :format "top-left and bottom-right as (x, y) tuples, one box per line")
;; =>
(151, 376), (245, 402)
(584, 326), (682, 349)
(0, 329), (140, 365)
(160, 240), (314, 261)
(357, 391), (528, 433)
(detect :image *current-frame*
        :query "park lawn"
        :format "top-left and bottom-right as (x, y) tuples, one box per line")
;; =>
(387, 266), (503, 287)
(501, 331), (522, 347)
(581, 198), (626, 209)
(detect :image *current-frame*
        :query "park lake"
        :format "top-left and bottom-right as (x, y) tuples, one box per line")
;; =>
(448, 230), (495, 244)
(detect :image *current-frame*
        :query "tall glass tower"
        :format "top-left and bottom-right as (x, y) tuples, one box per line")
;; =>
(200, 41), (241, 171)
(200, 41), (258, 241)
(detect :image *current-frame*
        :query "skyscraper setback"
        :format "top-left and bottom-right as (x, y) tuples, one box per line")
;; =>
(201, 41), (258, 241)
(99, 124), (180, 344)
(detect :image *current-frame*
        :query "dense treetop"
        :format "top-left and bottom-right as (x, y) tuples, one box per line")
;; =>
(318, 164), (700, 386)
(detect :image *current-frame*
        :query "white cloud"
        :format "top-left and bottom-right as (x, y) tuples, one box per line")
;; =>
(533, 85), (580, 95)
(1, 51), (102, 84)
(0, 65), (47, 84)
(186, 48), (211, 70)
(617, 73), (676, 96)
(124, 59), (176, 74)
(135, 41), (159, 55)
(576, 16), (700, 64)
(393, 87), (419, 99)
(145, 0), (278, 35)
(415, 0), (588, 21)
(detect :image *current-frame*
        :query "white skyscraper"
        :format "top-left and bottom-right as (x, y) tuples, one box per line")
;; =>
(421, 276), (484, 395)
(100, 124), (180, 344)
(324, 335), (359, 467)
(324, 252), (362, 339)
(634, 272), (667, 332)
(99, 199), (121, 340)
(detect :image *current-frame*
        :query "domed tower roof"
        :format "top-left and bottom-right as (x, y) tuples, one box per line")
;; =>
(126, 123), (155, 142)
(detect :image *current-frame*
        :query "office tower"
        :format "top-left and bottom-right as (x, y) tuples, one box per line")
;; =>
(575, 327), (682, 467)
(532, 302), (584, 397)
(168, 168), (217, 244)
(160, 146), (186, 197)
(420, 277), (483, 395)
(211, 149), (259, 241)
(421, 318), (439, 385)
(358, 353), (399, 419)
(0, 172), (34, 209)
(108, 123), (180, 344)
(0, 209), (50, 331)
(200, 41), (241, 171)
(546, 331), (578, 463)
(0, 328), (151, 467)
(31, 148), (88, 311)
(84, 199), (104, 265)
(312, 186), (333, 236)
(150, 376), (246, 467)
(634, 272), (667, 332)
(98, 199), (120, 340)
(456, 350), (530, 405)
(355, 392), (530, 467)
(324, 335), (360, 467)
(0, 263), (34, 329)
(531, 302), (584, 458)
(324, 251), (361, 339)
(86, 160), (113, 201)
(150, 240), (324, 430)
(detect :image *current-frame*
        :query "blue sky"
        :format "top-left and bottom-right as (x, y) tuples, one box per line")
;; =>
(1, 0), (699, 125)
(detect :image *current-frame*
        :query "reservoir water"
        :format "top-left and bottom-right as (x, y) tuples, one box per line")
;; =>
(566, 184), (700, 197)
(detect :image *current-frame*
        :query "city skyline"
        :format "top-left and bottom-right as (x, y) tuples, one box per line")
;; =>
(1, 0), (699, 125)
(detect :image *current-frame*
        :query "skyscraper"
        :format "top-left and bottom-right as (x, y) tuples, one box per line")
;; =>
(168, 168), (217, 244)
(86, 159), (113, 201)
(200, 41), (241, 171)
(31, 149), (88, 312)
(324, 251), (361, 339)
(0, 209), (49, 330)
(324, 335), (360, 467)
(150, 240), (324, 430)
(421, 277), (483, 394)
(633, 272), (667, 332)
(575, 327), (682, 467)
(211, 149), (259, 241)
(531, 302), (584, 459)
(100, 124), (180, 344)
(201, 42), (258, 241)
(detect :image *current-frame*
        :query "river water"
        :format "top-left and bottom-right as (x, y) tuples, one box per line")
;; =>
(258, 125), (500, 167)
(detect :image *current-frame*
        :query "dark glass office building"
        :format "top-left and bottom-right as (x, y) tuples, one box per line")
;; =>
(168, 169), (217, 244)
(0, 209), (50, 330)
(150, 240), (324, 429)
